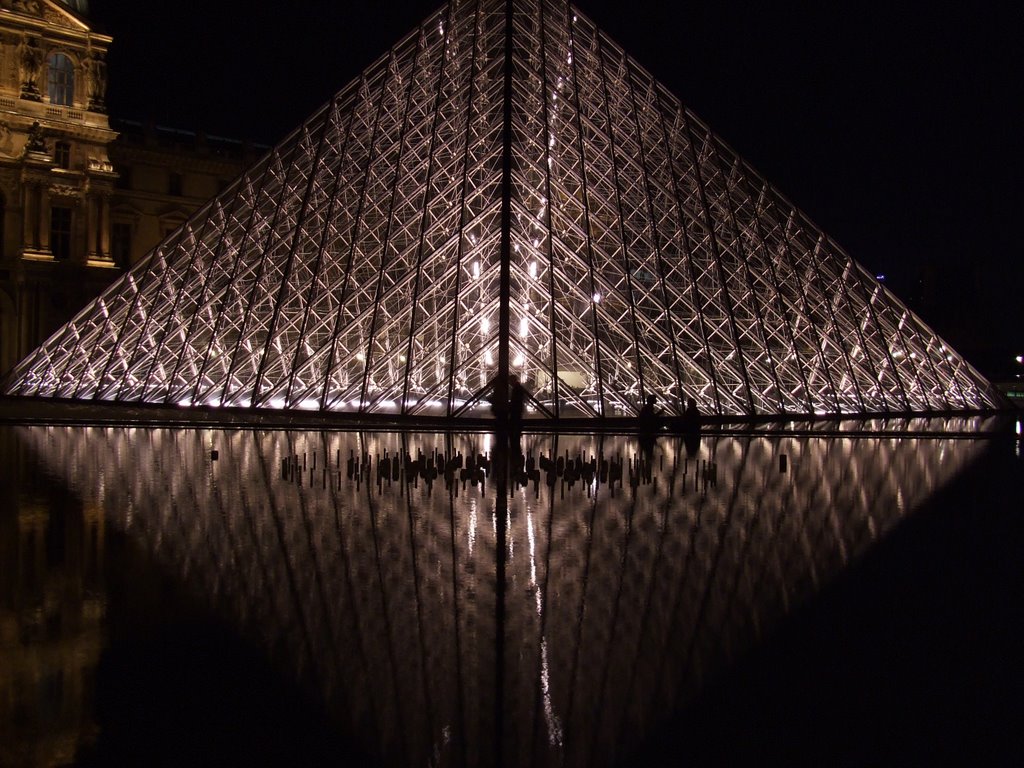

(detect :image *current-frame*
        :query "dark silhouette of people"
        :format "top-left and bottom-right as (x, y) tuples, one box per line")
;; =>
(509, 376), (526, 434)
(638, 393), (658, 432)
(491, 375), (528, 454)
(637, 393), (659, 459)
(678, 396), (701, 435)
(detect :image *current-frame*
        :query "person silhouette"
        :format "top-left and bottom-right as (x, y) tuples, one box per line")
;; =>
(637, 393), (659, 461)
(508, 375), (527, 443)
(638, 393), (658, 429)
(679, 396), (701, 434)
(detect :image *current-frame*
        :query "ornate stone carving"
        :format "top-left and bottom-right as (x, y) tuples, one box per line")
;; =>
(84, 52), (107, 112)
(0, 121), (13, 156)
(24, 120), (46, 153)
(42, 6), (75, 27)
(49, 183), (81, 201)
(17, 35), (43, 101)
(7, 1), (43, 17)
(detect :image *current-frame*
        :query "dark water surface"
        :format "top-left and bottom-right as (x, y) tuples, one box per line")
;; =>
(1, 422), (1020, 766)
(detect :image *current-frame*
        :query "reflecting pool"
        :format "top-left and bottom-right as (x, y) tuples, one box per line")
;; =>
(0, 421), (1016, 766)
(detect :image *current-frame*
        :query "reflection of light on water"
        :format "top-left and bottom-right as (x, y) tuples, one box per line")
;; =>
(528, 512), (563, 746)
(541, 639), (563, 746)
(14, 424), (992, 768)
(527, 513), (538, 587)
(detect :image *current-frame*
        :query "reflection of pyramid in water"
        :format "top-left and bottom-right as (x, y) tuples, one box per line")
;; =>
(4, 0), (1000, 417)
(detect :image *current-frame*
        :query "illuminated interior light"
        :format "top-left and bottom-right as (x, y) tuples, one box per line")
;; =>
(6, 3), (997, 422)
(514, 353), (525, 367)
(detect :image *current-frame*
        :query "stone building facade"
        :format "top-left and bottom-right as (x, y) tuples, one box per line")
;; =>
(0, 0), (259, 377)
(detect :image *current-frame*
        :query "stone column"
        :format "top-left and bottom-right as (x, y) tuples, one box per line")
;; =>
(86, 191), (98, 260)
(22, 182), (36, 249)
(38, 189), (51, 253)
(99, 193), (111, 259)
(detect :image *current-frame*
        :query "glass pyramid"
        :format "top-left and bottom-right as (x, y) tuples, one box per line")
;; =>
(3, 0), (1000, 418)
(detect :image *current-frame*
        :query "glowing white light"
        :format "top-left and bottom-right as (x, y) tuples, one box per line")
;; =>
(268, 398), (286, 409)
(485, 350), (493, 365)
(297, 399), (319, 410)
(519, 318), (529, 337)
(481, 317), (490, 333)
(592, 292), (601, 303)
(530, 261), (537, 278)
(356, 352), (365, 362)
(473, 261), (480, 278)
(514, 353), (525, 367)
(1017, 355), (1023, 364)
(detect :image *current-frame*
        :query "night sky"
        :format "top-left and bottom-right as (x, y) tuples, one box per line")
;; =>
(86, 0), (1022, 378)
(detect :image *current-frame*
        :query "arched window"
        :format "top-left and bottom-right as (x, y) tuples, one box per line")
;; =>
(47, 53), (74, 107)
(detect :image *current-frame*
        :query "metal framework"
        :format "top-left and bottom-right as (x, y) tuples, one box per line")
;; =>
(3, 0), (1001, 417)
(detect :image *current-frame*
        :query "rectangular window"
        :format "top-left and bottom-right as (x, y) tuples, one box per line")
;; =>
(50, 207), (72, 260)
(168, 172), (183, 197)
(112, 222), (132, 267)
(54, 141), (71, 169)
(47, 53), (75, 107)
